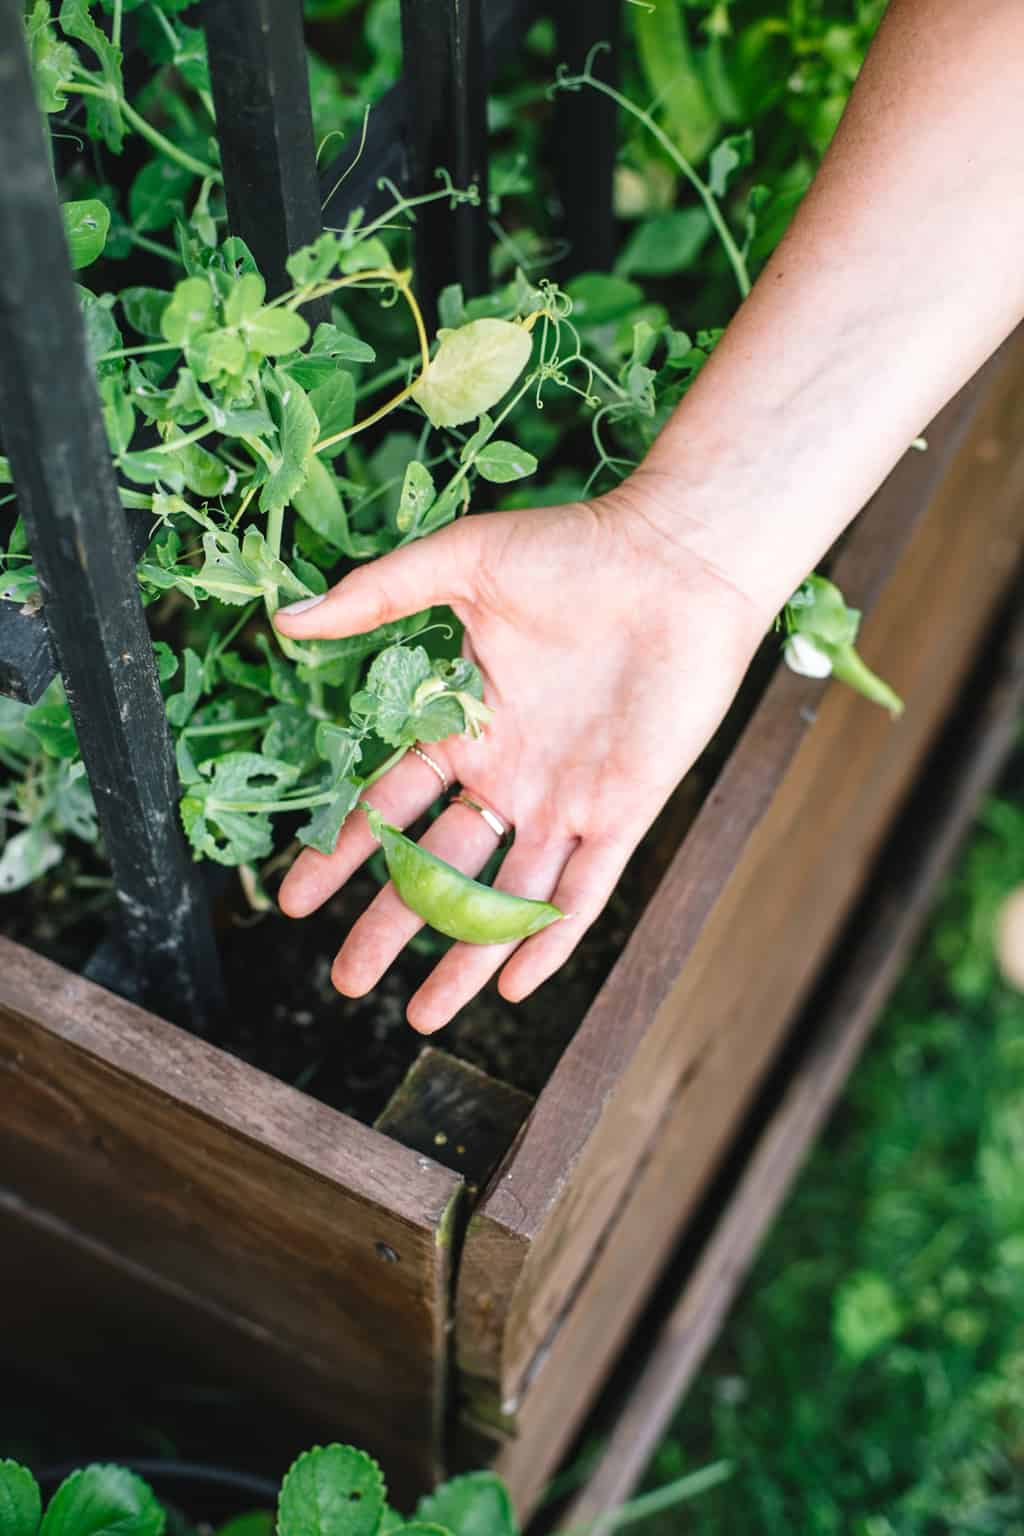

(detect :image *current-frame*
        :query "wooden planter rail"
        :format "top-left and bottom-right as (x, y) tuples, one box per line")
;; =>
(4, 0), (1024, 1523)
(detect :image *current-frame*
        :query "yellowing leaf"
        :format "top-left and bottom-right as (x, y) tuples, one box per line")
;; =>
(411, 319), (532, 429)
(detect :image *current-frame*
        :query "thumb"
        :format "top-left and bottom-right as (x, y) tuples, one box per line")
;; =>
(274, 521), (475, 640)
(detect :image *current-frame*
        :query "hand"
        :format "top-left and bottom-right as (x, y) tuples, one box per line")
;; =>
(273, 475), (770, 1032)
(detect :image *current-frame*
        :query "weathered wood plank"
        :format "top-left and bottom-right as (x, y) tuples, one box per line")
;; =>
(455, 330), (1024, 1431)
(0, 938), (462, 1491)
(558, 584), (1024, 1535)
(375, 1047), (534, 1194)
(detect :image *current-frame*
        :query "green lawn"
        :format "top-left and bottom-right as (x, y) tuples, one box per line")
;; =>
(640, 783), (1024, 1534)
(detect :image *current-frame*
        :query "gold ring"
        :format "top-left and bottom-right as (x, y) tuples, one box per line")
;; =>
(453, 791), (512, 843)
(409, 745), (450, 794)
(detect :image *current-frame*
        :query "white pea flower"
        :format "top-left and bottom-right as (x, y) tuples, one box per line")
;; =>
(784, 632), (833, 679)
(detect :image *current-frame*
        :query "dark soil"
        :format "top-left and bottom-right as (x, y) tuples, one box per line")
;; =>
(0, 770), (703, 1128)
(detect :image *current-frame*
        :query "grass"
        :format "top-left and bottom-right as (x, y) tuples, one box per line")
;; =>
(637, 779), (1024, 1534)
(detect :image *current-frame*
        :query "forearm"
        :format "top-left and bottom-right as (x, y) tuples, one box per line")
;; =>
(640, 0), (1024, 616)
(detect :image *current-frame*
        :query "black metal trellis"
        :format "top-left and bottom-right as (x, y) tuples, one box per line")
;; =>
(0, 0), (223, 1027)
(0, 0), (621, 1019)
(203, 0), (330, 321)
(400, 0), (491, 328)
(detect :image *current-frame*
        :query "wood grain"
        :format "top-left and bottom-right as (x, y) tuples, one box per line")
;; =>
(455, 331), (1024, 1429)
(558, 585), (1024, 1535)
(0, 940), (462, 1490)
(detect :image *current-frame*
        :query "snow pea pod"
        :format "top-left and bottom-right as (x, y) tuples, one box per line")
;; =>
(365, 806), (563, 945)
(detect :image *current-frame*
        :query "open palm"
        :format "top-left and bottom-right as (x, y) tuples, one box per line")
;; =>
(273, 482), (766, 1031)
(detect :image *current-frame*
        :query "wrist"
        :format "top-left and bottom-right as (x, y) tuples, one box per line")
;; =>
(592, 472), (778, 656)
(609, 460), (814, 630)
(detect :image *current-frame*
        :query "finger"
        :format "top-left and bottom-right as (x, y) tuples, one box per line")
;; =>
(273, 520), (473, 639)
(498, 837), (634, 1003)
(331, 801), (502, 998)
(278, 747), (452, 918)
(405, 832), (577, 1034)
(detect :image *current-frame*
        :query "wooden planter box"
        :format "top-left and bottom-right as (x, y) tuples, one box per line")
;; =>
(4, 333), (1024, 1516)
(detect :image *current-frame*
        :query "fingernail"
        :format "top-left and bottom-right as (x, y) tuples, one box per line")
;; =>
(279, 594), (327, 616)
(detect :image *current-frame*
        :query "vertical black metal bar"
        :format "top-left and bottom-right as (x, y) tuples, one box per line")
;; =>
(202, 0), (328, 316)
(554, 0), (621, 275)
(0, 2), (224, 1029)
(400, 0), (490, 327)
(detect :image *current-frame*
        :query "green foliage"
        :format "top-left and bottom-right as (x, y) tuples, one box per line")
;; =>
(1, 1448), (516, 1536)
(1, 0), (893, 902)
(0, 1463), (165, 1536)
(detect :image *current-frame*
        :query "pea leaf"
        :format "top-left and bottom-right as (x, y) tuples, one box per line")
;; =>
(566, 273), (643, 326)
(708, 130), (755, 199)
(285, 232), (340, 287)
(0, 1461), (42, 1536)
(291, 458), (351, 551)
(129, 158), (194, 234)
(63, 199), (111, 271)
(352, 646), (480, 747)
(39, 1466), (164, 1536)
(78, 287), (121, 367)
(396, 461), (436, 533)
(195, 531), (264, 606)
(25, 680), (78, 759)
(219, 651), (271, 696)
(411, 319), (533, 429)
(59, 0), (125, 152)
(165, 648), (203, 727)
(415, 1474), (518, 1536)
(309, 371), (355, 442)
(161, 277), (215, 345)
(121, 287), (171, 337)
(294, 615), (433, 687)
(262, 704), (317, 770)
(223, 272), (266, 326)
(99, 376), (135, 456)
(277, 1445), (386, 1536)
(54, 759), (98, 842)
(616, 208), (712, 278)
(474, 441), (537, 485)
(297, 781), (362, 854)
(25, 2), (75, 113)
(283, 323), (375, 390)
(0, 827), (63, 895)
(240, 528), (313, 604)
(260, 371), (319, 516)
(181, 753), (299, 866)
(310, 722), (361, 784)
(242, 307), (311, 358)
(215, 1517), (273, 1536)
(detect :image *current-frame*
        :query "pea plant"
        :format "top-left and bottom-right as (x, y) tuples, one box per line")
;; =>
(0, 0), (900, 906)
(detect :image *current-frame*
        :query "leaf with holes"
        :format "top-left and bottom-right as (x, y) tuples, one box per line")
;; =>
(63, 200), (110, 271)
(277, 1445), (386, 1536)
(411, 319), (533, 429)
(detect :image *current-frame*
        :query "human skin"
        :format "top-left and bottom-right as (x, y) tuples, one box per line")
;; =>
(275, 0), (1024, 1032)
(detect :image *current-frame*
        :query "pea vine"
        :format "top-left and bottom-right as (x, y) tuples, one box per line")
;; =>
(0, 0), (901, 901)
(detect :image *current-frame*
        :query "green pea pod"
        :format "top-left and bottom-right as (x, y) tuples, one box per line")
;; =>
(828, 644), (904, 718)
(365, 807), (563, 945)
